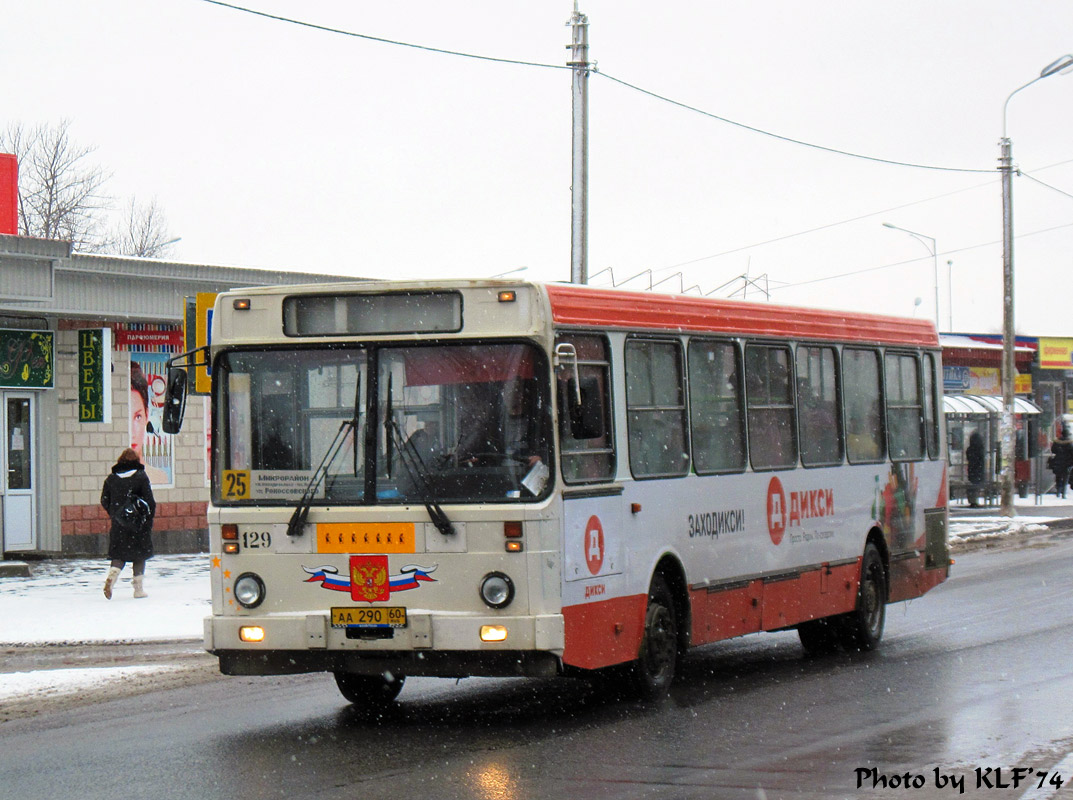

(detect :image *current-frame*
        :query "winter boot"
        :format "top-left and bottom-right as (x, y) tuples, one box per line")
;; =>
(103, 566), (120, 600)
(132, 575), (148, 599)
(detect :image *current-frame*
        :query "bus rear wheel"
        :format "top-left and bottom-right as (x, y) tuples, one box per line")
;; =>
(334, 671), (405, 711)
(839, 542), (886, 651)
(629, 574), (678, 699)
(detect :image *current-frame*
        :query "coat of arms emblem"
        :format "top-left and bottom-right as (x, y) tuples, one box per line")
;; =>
(350, 555), (390, 603)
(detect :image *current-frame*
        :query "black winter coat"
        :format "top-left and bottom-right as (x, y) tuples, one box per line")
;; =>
(965, 434), (986, 485)
(100, 459), (156, 561)
(1051, 437), (1073, 476)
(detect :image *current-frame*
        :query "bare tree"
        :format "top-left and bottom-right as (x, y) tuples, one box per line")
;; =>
(111, 196), (177, 258)
(1, 120), (180, 256)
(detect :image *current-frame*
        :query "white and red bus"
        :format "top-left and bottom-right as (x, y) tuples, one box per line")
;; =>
(164, 280), (949, 707)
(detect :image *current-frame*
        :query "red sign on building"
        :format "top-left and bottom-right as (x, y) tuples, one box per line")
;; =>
(0, 154), (17, 236)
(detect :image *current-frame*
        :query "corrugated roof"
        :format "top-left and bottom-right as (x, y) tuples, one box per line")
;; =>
(942, 394), (1041, 415)
(0, 235), (361, 321)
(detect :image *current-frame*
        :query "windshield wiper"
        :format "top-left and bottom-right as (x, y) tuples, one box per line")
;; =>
(287, 378), (361, 538)
(384, 375), (455, 536)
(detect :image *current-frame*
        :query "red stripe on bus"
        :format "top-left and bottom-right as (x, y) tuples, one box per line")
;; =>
(562, 593), (647, 670)
(563, 556), (947, 669)
(546, 284), (938, 346)
(689, 561), (860, 646)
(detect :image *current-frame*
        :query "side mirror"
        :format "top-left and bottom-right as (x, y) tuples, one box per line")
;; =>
(567, 376), (604, 440)
(162, 368), (189, 434)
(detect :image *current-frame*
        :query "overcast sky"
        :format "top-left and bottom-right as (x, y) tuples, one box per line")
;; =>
(3, 1), (1072, 335)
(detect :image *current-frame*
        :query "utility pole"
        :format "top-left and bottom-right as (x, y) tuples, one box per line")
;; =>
(568, 3), (590, 284)
(999, 135), (1016, 516)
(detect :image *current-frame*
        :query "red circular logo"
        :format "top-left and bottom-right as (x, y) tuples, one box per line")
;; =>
(584, 515), (605, 575)
(766, 476), (787, 545)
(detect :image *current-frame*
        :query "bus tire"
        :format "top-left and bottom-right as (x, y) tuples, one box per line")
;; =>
(334, 671), (405, 710)
(839, 542), (886, 651)
(797, 618), (841, 656)
(629, 574), (678, 699)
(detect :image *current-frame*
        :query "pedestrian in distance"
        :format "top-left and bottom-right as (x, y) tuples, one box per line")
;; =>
(965, 430), (986, 508)
(1050, 426), (1073, 499)
(100, 447), (156, 599)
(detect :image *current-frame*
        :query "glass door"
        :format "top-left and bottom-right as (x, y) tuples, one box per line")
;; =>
(2, 393), (34, 551)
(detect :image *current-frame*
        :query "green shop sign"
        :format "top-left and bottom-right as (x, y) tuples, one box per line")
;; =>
(78, 328), (112, 422)
(0, 329), (54, 388)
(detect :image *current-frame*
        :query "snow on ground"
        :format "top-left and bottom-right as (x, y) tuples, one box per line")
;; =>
(947, 492), (1071, 544)
(0, 554), (211, 711)
(1, 497), (1070, 706)
(0, 554), (210, 646)
(0, 665), (186, 704)
(949, 517), (1054, 544)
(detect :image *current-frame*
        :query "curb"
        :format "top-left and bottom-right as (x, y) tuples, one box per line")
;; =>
(0, 562), (31, 578)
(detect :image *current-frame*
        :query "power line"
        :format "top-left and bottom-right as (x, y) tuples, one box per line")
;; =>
(196, 0), (996, 177)
(653, 177), (999, 273)
(195, 0), (570, 70)
(771, 221), (1073, 291)
(1018, 171), (1073, 202)
(595, 71), (994, 175)
(652, 158), (1073, 275)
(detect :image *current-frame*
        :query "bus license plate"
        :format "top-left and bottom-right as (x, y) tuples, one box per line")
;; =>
(331, 607), (407, 628)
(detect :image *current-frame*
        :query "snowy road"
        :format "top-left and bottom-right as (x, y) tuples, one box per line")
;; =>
(3, 533), (1073, 799)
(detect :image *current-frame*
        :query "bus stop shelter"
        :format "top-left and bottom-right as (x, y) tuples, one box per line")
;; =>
(945, 394), (1042, 505)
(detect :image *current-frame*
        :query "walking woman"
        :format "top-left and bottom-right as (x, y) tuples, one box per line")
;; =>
(100, 447), (156, 599)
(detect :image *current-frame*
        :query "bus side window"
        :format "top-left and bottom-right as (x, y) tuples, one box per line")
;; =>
(844, 348), (885, 463)
(688, 339), (746, 473)
(745, 344), (797, 470)
(625, 338), (689, 478)
(556, 334), (615, 483)
(796, 345), (843, 467)
(923, 352), (940, 459)
(885, 352), (925, 461)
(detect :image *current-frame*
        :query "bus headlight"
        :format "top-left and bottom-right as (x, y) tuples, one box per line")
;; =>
(234, 573), (266, 609)
(479, 572), (514, 609)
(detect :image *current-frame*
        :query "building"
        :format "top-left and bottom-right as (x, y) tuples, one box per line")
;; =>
(940, 333), (1064, 501)
(0, 233), (348, 557)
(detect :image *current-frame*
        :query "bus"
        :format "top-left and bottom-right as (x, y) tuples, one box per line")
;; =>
(163, 280), (950, 708)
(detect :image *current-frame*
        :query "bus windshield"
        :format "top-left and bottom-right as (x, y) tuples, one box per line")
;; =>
(215, 342), (552, 505)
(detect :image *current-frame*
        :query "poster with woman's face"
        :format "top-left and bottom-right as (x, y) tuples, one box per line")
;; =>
(130, 354), (174, 487)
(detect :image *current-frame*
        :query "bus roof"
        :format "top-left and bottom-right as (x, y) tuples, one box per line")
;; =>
(215, 279), (939, 348)
(544, 283), (939, 347)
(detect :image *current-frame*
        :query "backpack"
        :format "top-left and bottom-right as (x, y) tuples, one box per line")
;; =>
(113, 495), (151, 534)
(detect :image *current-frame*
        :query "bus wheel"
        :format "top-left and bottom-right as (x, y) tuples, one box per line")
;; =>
(629, 574), (678, 699)
(334, 671), (405, 710)
(839, 542), (886, 651)
(797, 618), (841, 656)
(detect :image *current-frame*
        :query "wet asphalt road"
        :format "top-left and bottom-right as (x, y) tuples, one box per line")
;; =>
(3, 536), (1073, 800)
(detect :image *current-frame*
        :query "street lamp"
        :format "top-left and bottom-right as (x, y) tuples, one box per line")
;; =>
(998, 53), (1073, 517)
(882, 222), (939, 329)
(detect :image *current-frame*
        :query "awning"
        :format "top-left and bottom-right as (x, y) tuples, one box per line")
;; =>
(942, 393), (1042, 415)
